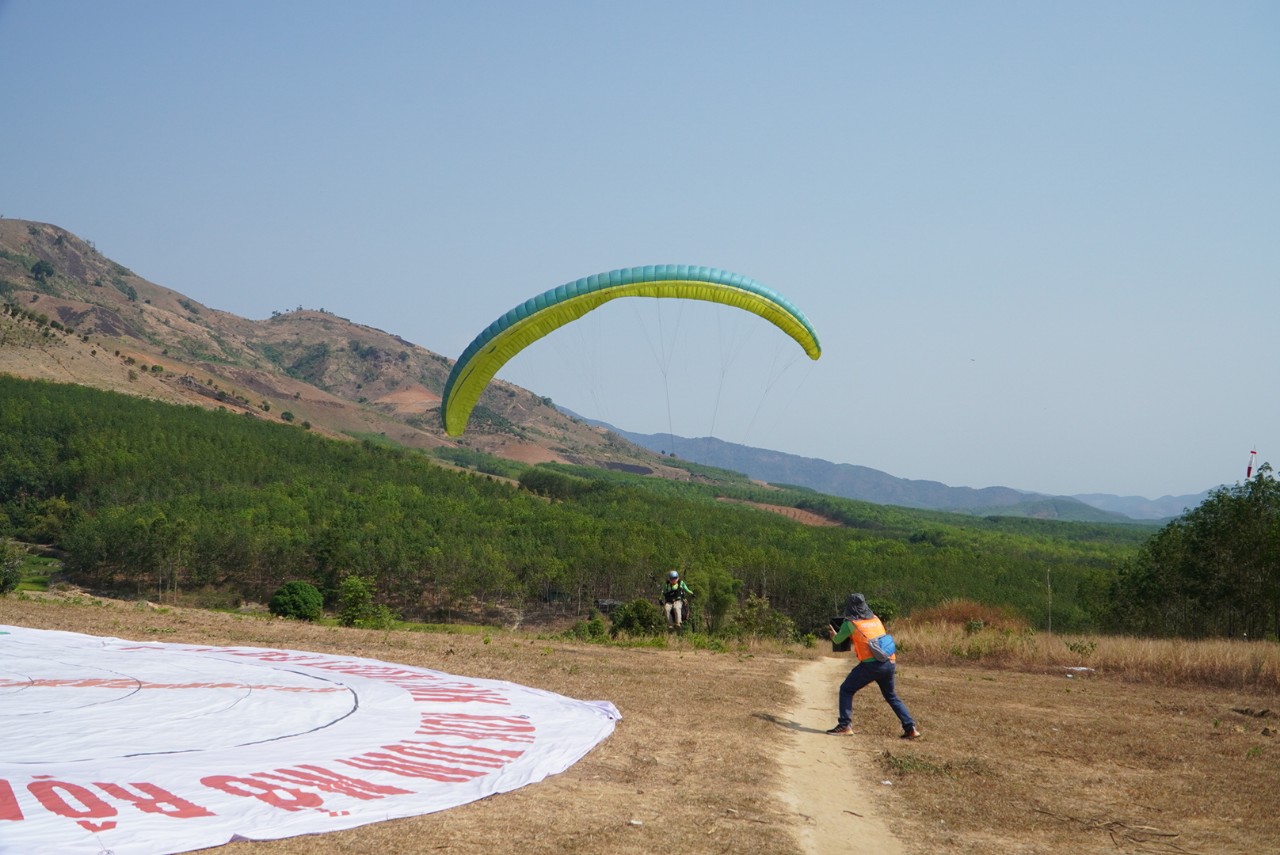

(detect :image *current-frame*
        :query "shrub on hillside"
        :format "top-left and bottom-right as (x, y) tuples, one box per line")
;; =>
(866, 597), (899, 624)
(565, 614), (608, 642)
(268, 580), (323, 621)
(609, 598), (665, 637)
(726, 593), (795, 640)
(337, 574), (396, 629)
(518, 467), (591, 500)
(1, 540), (24, 595)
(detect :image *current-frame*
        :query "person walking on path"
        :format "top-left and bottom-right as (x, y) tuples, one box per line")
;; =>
(824, 593), (921, 739)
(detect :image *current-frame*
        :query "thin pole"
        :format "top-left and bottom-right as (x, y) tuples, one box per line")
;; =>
(1046, 566), (1052, 635)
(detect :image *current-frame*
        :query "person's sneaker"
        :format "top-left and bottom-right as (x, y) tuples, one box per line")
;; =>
(901, 726), (922, 740)
(826, 724), (853, 735)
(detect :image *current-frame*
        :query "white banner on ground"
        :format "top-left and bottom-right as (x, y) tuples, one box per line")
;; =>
(0, 625), (620, 855)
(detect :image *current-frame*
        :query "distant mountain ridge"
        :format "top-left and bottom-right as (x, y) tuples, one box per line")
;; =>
(600, 426), (1207, 522)
(1070, 492), (1209, 521)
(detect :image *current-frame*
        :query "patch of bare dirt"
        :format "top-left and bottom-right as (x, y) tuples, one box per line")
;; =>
(482, 439), (568, 465)
(777, 659), (906, 854)
(372, 384), (440, 411)
(718, 497), (842, 527)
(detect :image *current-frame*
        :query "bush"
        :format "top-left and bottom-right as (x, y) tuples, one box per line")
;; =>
(726, 593), (795, 640)
(1, 540), (24, 595)
(268, 580), (323, 621)
(565, 615), (608, 642)
(337, 574), (396, 629)
(31, 259), (55, 282)
(868, 597), (899, 624)
(518, 467), (591, 500)
(609, 598), (665, 637)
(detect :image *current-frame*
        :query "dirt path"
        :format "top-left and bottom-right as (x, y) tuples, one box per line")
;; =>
(777, 658), (906, 855)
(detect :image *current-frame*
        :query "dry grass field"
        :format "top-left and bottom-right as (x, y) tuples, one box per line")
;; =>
(3, 592), (1278, 855)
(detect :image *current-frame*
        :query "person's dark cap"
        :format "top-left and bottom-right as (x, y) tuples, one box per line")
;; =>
(844, 593), (873, 620)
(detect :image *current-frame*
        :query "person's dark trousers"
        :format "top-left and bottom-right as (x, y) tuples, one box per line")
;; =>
(837, 659), (915, 731)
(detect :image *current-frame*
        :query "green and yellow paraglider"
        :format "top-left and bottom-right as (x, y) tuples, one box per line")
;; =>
(441, 265), (822, 436)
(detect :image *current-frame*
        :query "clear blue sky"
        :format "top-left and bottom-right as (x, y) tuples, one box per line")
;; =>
(2, 1), (1276, 499)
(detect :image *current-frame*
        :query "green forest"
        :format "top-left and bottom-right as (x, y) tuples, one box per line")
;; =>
(3, 375), (1271, 638)
(1111, 465), (1280, 639)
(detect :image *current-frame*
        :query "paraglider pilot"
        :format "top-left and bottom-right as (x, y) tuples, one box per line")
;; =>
(661, 570), (693, 629)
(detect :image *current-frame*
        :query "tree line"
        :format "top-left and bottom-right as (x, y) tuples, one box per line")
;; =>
(1111, 465), (1280, 638)
(8, 374), (1255, 638)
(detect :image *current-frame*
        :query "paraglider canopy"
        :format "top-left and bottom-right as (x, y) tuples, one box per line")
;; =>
(441, 265), (822, 436)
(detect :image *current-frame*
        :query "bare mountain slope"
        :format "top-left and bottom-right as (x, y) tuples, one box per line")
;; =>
(0, 218), (677, 474)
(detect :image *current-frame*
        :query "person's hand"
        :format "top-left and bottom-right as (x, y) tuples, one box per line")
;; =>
(824, 625), (835, 639)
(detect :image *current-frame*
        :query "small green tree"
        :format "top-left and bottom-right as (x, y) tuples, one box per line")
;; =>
(686, 566), (741, 632)
(268, 580), (324, 621)
(726, 593), (796, 640)
(337, 574), (395, 629)
(24, 496), (77, 544)
(1, 540), (24, 595)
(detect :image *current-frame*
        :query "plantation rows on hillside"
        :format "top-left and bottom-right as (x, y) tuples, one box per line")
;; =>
(1, 376), (1152, 632)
